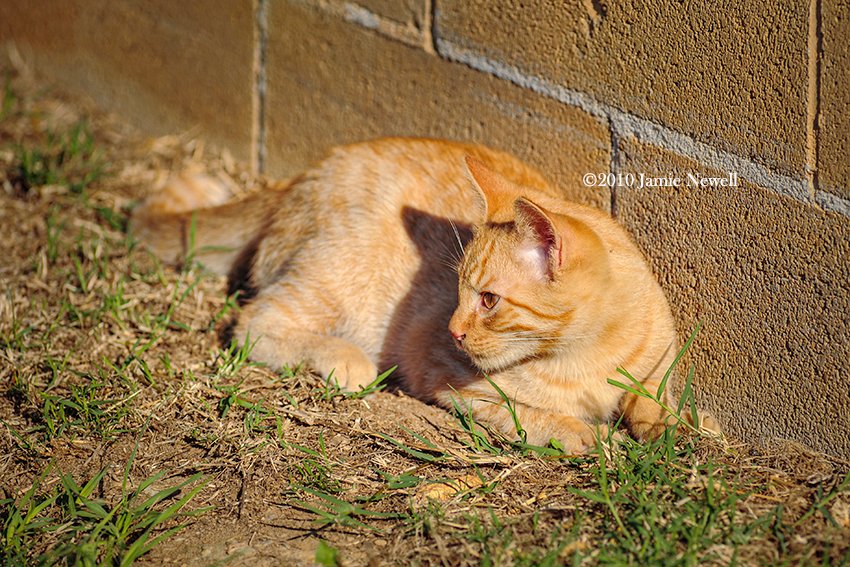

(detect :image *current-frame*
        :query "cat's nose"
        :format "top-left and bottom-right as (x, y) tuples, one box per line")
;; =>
(450, 329), (466, 348)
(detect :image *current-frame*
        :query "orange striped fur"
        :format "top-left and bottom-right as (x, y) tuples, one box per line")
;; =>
(130, 137), (717, 453)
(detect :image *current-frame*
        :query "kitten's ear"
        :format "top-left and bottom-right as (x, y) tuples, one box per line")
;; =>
(513, 197), (565, 281)
(464, 156), (520, 223)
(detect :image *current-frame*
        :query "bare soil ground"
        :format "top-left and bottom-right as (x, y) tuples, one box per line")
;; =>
(1, 63), (849, 566)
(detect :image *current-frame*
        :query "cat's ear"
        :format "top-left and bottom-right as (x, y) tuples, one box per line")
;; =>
(513, 197), (566, 281)
(464, 156), (520, 223)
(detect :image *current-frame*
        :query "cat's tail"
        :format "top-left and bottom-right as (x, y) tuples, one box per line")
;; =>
(129, 171), (279, 276)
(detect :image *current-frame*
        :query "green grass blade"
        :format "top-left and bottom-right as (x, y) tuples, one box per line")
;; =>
(483, 374), (526, 443)
(377, 433), (446, 463)
(398, 426), (441, 451)
(657, 323), (702, 399)
(607, 378), (650, 400)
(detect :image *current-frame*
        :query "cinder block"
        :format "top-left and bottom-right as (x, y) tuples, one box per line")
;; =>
(0, 0), (256, 162)
(819, 2), (850, 199)
(437, 0), (808, 177)
(266, 1), (611, 209)
(614, 138), (850, 457)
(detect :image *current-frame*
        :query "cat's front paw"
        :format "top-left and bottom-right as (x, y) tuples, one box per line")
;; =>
(316, 352), (379, 392)
(630, 410), (723, 441)
(689, 410), (723, 435)
(544, 420), (619, 455)
(628, 418), (672, 442)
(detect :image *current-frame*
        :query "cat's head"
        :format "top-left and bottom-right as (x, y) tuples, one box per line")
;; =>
(448, 157), (610, 373)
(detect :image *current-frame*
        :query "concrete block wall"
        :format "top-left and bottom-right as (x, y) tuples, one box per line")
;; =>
(0, 0), (257, 164)
(2, 0), (848, 457)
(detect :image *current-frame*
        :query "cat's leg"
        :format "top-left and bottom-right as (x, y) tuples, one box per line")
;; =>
(442, 389), (613, 454)
(232, 290), (378, 390)
(619, 378), (722, 440)
(618, 372), (670, 441)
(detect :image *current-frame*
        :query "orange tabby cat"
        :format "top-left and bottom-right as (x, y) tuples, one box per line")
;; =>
(131, 137), (710, 452)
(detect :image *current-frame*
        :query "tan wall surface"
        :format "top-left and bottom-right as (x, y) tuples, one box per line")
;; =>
(615, 138), (850, 456)
(0, 0), (256, 163)
(265, 2), (611, 209)
(354, 0), (426, 28)
(1, 0), (848, 456)
(437, 0), (809, 176)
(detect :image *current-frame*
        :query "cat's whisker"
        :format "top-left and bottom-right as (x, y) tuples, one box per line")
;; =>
(449, 219), (465, 257)
(434, 242), (465, 272)
(437, 257), (462, 272)
(509, 327), (572, 337)
(444, 250), (464, 266)
(439, 244), (464, 264)
(439, 258), (463, 274)
(507, 328), (596, 340)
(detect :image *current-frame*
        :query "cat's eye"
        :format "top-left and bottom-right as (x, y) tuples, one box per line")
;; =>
(480, 291), (500, 310)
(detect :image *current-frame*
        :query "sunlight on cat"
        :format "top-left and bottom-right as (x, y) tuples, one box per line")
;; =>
(130, 137), (719, 454)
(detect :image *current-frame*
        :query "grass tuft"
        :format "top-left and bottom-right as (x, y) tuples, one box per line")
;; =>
(11, 119), (104, 196)
(1, 458), (209, 566)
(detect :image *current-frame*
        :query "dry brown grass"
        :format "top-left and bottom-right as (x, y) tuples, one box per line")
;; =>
(1, 62), (848, 566)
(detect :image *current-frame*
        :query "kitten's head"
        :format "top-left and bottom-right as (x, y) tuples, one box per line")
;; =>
(448, 157), (610, 372)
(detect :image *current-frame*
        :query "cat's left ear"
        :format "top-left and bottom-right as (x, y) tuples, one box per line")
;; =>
(513, 197), (567, 281)
(464, 156), (521, 223)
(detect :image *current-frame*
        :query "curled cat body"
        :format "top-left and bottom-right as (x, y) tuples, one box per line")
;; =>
(131, 137), (709, 452)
